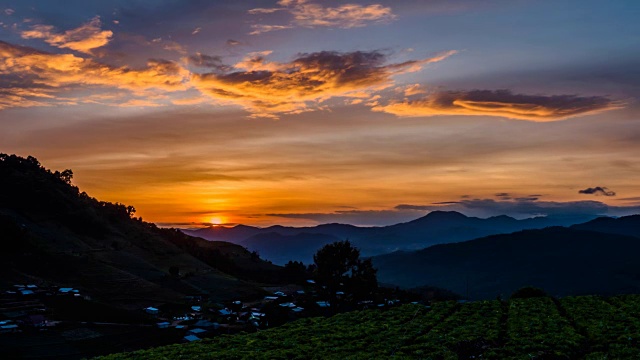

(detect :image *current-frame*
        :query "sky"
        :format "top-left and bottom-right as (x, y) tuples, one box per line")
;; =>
(1, 0), (639, 227)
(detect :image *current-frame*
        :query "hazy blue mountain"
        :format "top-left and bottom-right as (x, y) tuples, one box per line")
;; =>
(241, 232), (343, 265)
(184, 211), (595, 263)
(372, 227), (640, 300)
(571, 214), (640, 238)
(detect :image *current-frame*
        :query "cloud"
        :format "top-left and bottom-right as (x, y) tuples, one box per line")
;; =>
(191, 49), (455, 118)
(226, 39), (241, 46)
(248, 0), (396, 35)
(4, 8), (14, 15)
(186, 53), (229, 71)
(396, 197), (640, 219)
(267, 209), (418, 226)
(374, 89), (623, 122)
(268, 196), (640, 226)
(617, 197), (640, 201)
(21, 16), (112, 54)
(191, 27), (201, 35)
(119, 99), (165, 107)
(403, 83), (425, 96)
(579, 186), (616, 196)
(170, 96), (208, 106)
(0, 41), (188, 109)
(249, 24), (293, 35)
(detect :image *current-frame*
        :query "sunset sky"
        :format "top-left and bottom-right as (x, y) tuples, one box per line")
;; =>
(1, 0), (639, 227)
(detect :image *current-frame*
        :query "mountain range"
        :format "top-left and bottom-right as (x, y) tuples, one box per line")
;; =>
(5, 152), (640, 305)
(184, 211), (596, 264)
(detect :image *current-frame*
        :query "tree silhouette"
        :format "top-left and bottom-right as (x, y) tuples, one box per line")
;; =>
(313, 240), (377, 310)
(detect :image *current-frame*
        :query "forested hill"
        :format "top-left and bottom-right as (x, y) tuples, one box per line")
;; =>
(0, 154), (281, 306)
(372, 226), (640, 299)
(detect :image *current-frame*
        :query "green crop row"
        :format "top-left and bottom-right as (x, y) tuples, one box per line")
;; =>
(561, 295), (640, 352)
(400, 300), (503, 359)
(97, 296), (640, 360)
(501, 297), (583, 359)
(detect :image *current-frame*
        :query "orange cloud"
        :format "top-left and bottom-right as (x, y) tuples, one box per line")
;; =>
(249, 24), (294, 35)
(374, 89), (623, 121)
(21, 16), (112, 54)
(0, 41), (188, 109)
(191, 50), (455, 118)
(403, 84), (425, 96)
(249, 0), (395, 35)
(288, 0), (395, 28)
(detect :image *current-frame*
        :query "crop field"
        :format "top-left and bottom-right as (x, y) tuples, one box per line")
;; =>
(98, 295), (640, 359)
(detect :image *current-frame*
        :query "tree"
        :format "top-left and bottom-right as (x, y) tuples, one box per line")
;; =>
(510, 286), (548, 299)
(169, 266), (180, 277)
(284, 260), (307, 283)
(313, 240), (377, 310)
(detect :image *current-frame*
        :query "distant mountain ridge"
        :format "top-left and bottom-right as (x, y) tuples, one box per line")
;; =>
(571, 215), (640, 238)
(371, 222), (640, 299)
(184, 211), (596, 264)
(241, 232), (343, 265)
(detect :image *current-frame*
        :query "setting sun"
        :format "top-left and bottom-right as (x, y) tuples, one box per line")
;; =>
(209, 216), (226, 226)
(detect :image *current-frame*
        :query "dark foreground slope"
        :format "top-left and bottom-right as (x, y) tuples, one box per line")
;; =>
(98, 295), (640, 359)
(0, 154), (280, 307)
(372, 227), (640, 299)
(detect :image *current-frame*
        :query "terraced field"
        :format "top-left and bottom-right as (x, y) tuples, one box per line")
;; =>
(98, 295), (640, 359)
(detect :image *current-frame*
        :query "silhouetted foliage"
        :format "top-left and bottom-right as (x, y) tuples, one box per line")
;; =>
(511, 286), (549, 299)
(314, 240), (378, 309)
(284, 260), (308, 283)
(406, 285), (463, 302)
(169, 266), (180, 277)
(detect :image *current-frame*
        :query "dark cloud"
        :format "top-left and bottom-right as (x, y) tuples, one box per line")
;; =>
(267, 209), (420, 226)
(374, 89), (623, 122)
(514, 197), (539, 201)
(395, 204), (430, 210)
(397, 198), (640, 219)
(270, 198), (640, 226)
(578, 186), (616, 196)
(186, 53), (230, 71)
(617, 197), (640, 201)
(495, 192), (511, 200)
(192, 49), (454, 118)
(157, 222), (238, 228)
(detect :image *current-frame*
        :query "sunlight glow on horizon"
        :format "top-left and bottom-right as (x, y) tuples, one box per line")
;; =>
(2, 0), (639, 226)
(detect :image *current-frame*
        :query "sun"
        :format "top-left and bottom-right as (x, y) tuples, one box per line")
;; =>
(209, 216), (226, 226)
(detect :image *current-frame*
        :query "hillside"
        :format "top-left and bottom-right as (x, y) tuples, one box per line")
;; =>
(0, 154), (281, 308)
(372, 227), (640, 299)
(98, 295), (640, 359)
(185, 211), (593, 263)
(571, 214), (640, 238)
